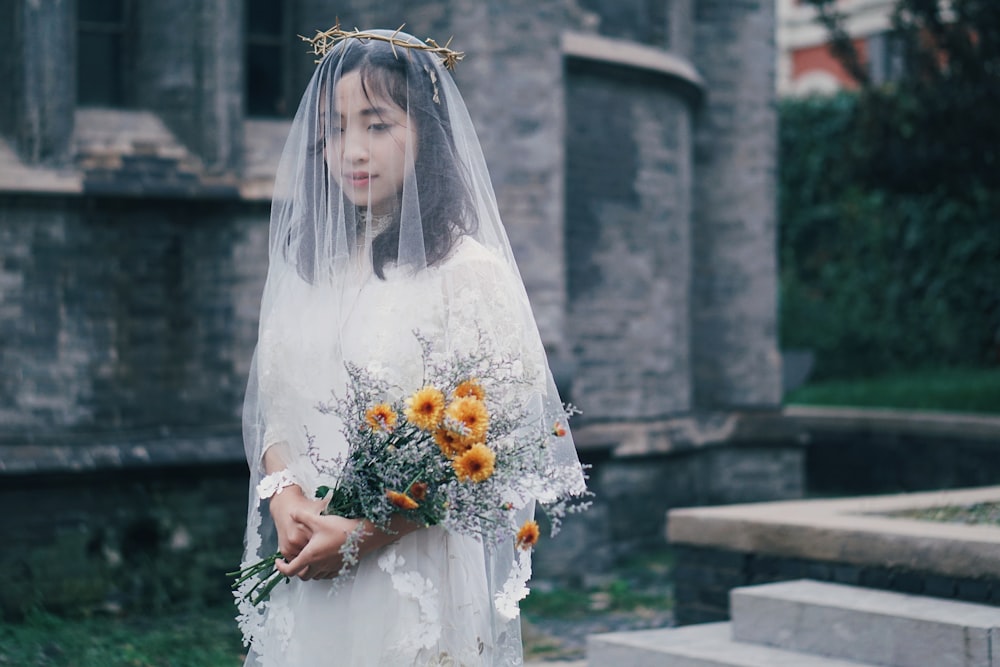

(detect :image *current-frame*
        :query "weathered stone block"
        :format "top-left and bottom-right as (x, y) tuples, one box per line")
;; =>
(732, 580), (1000, 667)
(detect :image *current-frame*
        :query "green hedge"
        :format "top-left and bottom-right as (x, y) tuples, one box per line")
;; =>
(779, 94), (1000, 379)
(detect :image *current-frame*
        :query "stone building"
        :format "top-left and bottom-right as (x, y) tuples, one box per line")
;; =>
(0, 0), (783, 610)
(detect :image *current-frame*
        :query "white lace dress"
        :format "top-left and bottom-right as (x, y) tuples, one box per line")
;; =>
(239, 238), (544, 667)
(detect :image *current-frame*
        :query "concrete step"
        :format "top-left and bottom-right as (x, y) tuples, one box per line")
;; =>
(587, 622), (876, 667)
(731, 579), (1000, 667)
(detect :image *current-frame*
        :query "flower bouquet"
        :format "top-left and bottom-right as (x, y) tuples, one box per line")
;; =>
(231, 331), (587, 607)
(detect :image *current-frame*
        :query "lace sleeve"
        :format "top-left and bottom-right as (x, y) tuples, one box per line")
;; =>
(437, 241), (547, 394)
(255, 323), (298, 471)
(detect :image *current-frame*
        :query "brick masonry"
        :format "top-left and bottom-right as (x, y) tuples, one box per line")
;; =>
(0, 195), (267, 438)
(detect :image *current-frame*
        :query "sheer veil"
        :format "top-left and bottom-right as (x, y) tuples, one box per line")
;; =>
(238, 29), (587, 666)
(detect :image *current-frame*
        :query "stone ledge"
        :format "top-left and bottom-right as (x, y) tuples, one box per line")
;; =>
(0, 430), (244, 475)
(576, 406), (1000, 457)
(572, 409), (799, 455)
(785, 405), (1000, 443)
(0, 138), (82, 193)
(0, 110), (287, 201)
(561, 31), (705, 98)
(668, 486), (1000, 580)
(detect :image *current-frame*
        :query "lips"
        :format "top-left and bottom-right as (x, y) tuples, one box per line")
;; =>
(345, 171), (373, 188)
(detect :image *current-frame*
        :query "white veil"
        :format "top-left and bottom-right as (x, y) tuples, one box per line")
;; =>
(238, 29), (587, 666)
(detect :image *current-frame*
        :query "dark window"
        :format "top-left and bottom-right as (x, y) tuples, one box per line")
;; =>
(867, 31), (906, 86)
(77, 0), (133, 107)
(246, 0), (294, 117)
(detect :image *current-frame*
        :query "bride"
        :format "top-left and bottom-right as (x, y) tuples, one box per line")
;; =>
(236, 26), (586, 666)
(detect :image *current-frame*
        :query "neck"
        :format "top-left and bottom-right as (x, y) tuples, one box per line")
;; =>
(357, 207), (398, 235)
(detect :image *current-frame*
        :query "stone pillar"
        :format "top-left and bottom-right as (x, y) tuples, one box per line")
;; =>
(196, 0), (244, 173)
(690, 0), (782, 410)
(11, 0), (75, 164)
(135, 0), (243, 174)
(562, 33), (702, 421)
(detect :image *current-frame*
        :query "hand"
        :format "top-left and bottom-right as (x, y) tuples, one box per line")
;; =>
(268, 486), (327, 561)
(274, 512), (367, 580)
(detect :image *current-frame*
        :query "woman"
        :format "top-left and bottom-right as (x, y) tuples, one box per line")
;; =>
(238, 27), (586, 666)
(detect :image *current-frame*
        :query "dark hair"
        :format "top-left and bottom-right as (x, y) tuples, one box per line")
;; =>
(304, 37), (476, 280)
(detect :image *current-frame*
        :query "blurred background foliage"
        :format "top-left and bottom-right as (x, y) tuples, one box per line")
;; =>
(781, 0), (1000, 380)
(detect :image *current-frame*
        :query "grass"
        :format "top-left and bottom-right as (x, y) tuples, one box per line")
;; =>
(522, 548), (675, 620)
(0, 608), (245, 667)
(887, 502), (1000, 527)
(785, 366), (1000, 415)
(520, 547), (676, 660)
(1, 548), (679, 666)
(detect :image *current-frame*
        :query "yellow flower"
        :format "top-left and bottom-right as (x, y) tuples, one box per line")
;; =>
(405, 386), (445, 430)
(453, 443), (495, 483)
(434, 427), (468, 458)
(445, 396), (490, 445)
(386, 490), (420, 510)
(365, 403), (397, 431)
(515, 520), (540, 550)
(453, 379), (485, 401)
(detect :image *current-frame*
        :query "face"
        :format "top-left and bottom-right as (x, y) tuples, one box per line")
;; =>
(326, 70), (415, 215)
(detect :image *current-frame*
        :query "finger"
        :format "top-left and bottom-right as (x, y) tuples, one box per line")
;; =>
(289, 529), (310, 549)
(290, 510), (324, 530)
(275, 552), (310, 578)
(279, 532), (307, 558)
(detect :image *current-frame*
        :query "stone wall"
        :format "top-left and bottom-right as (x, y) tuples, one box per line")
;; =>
(673, 545), (1000, 626)
(1, 0), (782, 431)
(0, 195), (267, 439)
(533, 438), (804, 583)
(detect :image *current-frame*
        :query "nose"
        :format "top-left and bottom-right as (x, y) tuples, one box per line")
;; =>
(339, 126), (369, 164)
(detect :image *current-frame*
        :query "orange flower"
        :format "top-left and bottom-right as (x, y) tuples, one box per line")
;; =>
(407, 482), (428, 501)
(434, 427), (468, 458)
(551, 421), (567, 437)
(453, 443), (495, 483)
(405, 386), (445, 430)
(453, 379), (485, 401)
(386, 490), (419, 510)
(365, 403), (397, 431)
(516, 520), (540, 550)
(445, 396), (490, 445)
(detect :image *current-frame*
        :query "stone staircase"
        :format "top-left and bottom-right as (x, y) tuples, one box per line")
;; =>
(587, 579), (1000, 666)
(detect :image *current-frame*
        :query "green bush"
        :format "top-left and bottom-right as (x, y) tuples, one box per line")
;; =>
(785, 0), (1000, 379)
(779, 95), (1000, 379)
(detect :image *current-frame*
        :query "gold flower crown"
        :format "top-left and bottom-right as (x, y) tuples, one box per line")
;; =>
(300, 22), (464, 71)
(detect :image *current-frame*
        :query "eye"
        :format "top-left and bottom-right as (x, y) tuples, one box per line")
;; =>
(369, 122), (392, 133)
